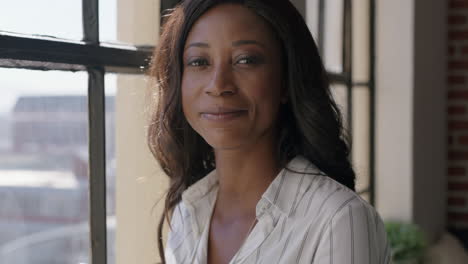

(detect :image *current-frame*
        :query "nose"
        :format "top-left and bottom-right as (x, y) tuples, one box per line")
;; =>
(205, 63), (237, 97)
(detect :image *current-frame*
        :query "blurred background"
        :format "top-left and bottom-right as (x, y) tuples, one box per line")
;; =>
(0, 0), (465, 263)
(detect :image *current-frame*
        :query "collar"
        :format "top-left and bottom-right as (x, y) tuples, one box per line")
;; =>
(181, 155), (321, 217)
(181, 169), (218, 206)
(257, 155), (319, 216)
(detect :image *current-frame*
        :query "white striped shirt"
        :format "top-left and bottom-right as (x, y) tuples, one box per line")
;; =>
(164, 156), (391, 264)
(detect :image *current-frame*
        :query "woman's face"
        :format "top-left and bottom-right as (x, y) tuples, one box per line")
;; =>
(181, 3), (284, 151)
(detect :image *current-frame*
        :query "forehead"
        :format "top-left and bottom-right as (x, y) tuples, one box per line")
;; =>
(184, 3), (278, 48)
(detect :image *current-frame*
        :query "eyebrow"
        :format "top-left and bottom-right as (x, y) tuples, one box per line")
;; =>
(185, 39), (265, 50)
(232, 39), (265, 48)
(186, 42), (210, 49)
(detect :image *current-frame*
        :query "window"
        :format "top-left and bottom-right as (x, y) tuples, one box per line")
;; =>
(306, 0), (376, 202)
(0, 0), (156, 263)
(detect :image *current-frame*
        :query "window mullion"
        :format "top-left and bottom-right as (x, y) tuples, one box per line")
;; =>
(369, 0), (376, 206)
(317, 0), (326, 57)
(87, 67), (108, 264)
(83, 0), (99, 44)
(83, 0), (107, 263)
(343, 0), (353, 142)
(0, 33), (152, 71)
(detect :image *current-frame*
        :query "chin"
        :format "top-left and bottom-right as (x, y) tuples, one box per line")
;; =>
(202, 134), (247, 151)
(205, 139), (245, 151)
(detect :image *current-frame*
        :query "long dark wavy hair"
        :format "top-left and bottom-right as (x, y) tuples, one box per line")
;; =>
(147, 0), (355, 262)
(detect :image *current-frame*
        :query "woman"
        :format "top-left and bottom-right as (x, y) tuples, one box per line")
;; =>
(148, 0), (391, 263)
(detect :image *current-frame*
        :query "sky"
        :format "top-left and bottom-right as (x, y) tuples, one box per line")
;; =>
(0, 0), (118, 113)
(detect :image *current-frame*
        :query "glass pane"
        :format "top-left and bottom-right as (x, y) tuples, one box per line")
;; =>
(352, 87), (370, 200)
(306, 0), (320, 43)
(0, 0), (82, 40)
(100, 0), (159, 46)
(352, 0), (370, 83)
(0, 68), (89, 264)
(330, 84), (349, 131)
(323, 0), (344, 73)
(332, 84), (371, 201)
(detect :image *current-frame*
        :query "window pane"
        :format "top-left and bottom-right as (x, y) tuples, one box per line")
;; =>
(331, 84), (371, 201)
(352, 0), (370, 83)
(306, 0), (344, 73)
(0, 1), (82, 40)
(0, 68), (89, 264)
(100, 0), (159, 46)
(330, 84), (349, 131)
(352, 87), (370, 201)
(323, 0), (344, 73)
(306, 0), (320, 43)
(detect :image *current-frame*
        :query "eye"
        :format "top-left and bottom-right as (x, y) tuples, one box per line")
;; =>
(236, 56), (258, 65)
(187, 58), (209, 67)
(235, 54), (265, 66)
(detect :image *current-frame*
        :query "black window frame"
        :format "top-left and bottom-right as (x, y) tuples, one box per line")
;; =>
(315, 0), (376, 203)
(0, 0), (152, 263)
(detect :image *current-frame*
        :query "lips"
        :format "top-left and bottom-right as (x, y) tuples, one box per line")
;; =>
(200, 107), (248, 121)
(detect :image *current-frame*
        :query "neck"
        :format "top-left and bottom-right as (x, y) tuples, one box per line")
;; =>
(213, 135), (281, 218)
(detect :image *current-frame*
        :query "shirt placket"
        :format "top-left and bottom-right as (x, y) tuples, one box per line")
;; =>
(229, 200), (282, 264)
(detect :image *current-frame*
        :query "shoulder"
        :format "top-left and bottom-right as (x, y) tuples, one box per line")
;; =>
(293, 160), (391, 262)
(310, 178), (387, 246)
(291, 158), (377, 225)
(308, 179), (391, 263)
(287, 156), (387, 240)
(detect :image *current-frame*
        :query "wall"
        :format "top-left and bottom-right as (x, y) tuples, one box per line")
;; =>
(375, 0), (415, 224)
(115, 1), (168, 264)
(376, 0), (447, 243)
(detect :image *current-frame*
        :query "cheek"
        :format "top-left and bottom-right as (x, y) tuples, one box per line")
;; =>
(254, 69), (282, 122)
(243, 78), (282, 129)
(245, 71), (283, 108)
(181, 71), (206, 103)
(181, 72), (198, 105)
(181, 79), (197, 122)
(181, 74), (207, 135)
(248, 61), (283, 97)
